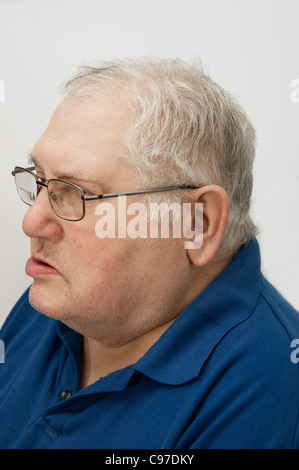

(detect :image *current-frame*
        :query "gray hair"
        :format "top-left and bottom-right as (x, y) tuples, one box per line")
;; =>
(62, 57), (257, 259)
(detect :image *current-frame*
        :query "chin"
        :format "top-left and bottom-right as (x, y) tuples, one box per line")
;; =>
(28, 281), (73, 321)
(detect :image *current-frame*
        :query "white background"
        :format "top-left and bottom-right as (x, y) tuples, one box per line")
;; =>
(0, 0), (298, 326)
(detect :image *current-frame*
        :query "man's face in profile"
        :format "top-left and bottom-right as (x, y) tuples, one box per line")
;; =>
(22, 96), (189, 345)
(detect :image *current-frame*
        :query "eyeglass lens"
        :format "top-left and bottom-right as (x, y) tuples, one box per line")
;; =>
(14, 170), (84, 221)
(48, 180), (83, 220)
(14, 170), (37, 205)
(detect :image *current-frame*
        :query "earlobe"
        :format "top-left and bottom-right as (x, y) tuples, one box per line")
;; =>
(186, 185), (230, 267)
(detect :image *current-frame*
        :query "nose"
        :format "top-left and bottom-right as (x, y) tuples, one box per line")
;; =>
(22, 187), (64, 240)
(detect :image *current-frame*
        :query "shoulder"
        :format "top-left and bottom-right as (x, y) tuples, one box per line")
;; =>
(181, 280), (299, 449)
(212, 277), (299, 387)
(259, 274), (299, 337)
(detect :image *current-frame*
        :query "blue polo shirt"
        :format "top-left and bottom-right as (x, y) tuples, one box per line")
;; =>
(0, 238), (299, 449)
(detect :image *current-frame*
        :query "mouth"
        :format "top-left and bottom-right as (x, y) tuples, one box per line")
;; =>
(25, 255), (60, 277)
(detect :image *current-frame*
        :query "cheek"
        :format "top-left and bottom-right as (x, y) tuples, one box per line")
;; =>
(71, 235), (83, 249)
(66, 225), (131, 279)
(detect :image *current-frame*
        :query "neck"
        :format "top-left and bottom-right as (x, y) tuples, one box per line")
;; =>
(79, 316), (176, 389)
(75, 258), (232, 390)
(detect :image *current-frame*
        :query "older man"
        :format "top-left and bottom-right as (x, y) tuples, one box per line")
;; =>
(1, 58), (298, 449)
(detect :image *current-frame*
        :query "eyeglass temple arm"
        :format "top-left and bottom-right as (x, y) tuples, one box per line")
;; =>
(11, 168), (200, 199)
(83, 185), (200, 201)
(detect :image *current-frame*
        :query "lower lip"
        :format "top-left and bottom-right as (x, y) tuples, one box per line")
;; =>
(25, 257), (59, 277)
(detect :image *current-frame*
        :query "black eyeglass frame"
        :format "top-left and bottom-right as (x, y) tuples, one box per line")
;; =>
(12, 166), (200, 221)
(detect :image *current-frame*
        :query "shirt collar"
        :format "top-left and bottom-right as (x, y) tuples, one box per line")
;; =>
(134, 238), (263, 385)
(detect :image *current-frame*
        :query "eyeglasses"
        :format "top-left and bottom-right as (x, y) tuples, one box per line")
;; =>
(12, 166), (200, 221)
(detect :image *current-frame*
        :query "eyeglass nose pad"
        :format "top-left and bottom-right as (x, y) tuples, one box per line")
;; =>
(49, 190), (57, 202)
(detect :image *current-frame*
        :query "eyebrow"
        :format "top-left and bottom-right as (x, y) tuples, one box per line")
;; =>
(29, 154), (77, 180)
(28, 153), (111, 193)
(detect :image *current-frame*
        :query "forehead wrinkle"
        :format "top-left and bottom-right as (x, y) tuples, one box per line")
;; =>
(35, 130), (123, 173)
(28, 152), (111, 192)
(30, 99), (138, 191)
(42, 131), (105, 162)
(33, 126), (110, 171)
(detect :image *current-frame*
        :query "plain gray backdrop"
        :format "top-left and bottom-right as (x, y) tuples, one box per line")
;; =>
(0, 0), (298, 326)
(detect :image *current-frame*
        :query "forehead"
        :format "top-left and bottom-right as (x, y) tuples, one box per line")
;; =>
(48, 96), (132, 146)
(32, 96), (134, 181)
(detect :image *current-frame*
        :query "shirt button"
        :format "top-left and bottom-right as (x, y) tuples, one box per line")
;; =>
(61, 390), (72, 400)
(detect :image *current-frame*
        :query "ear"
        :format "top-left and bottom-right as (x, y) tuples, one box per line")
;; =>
(185, 185), (230, 267)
